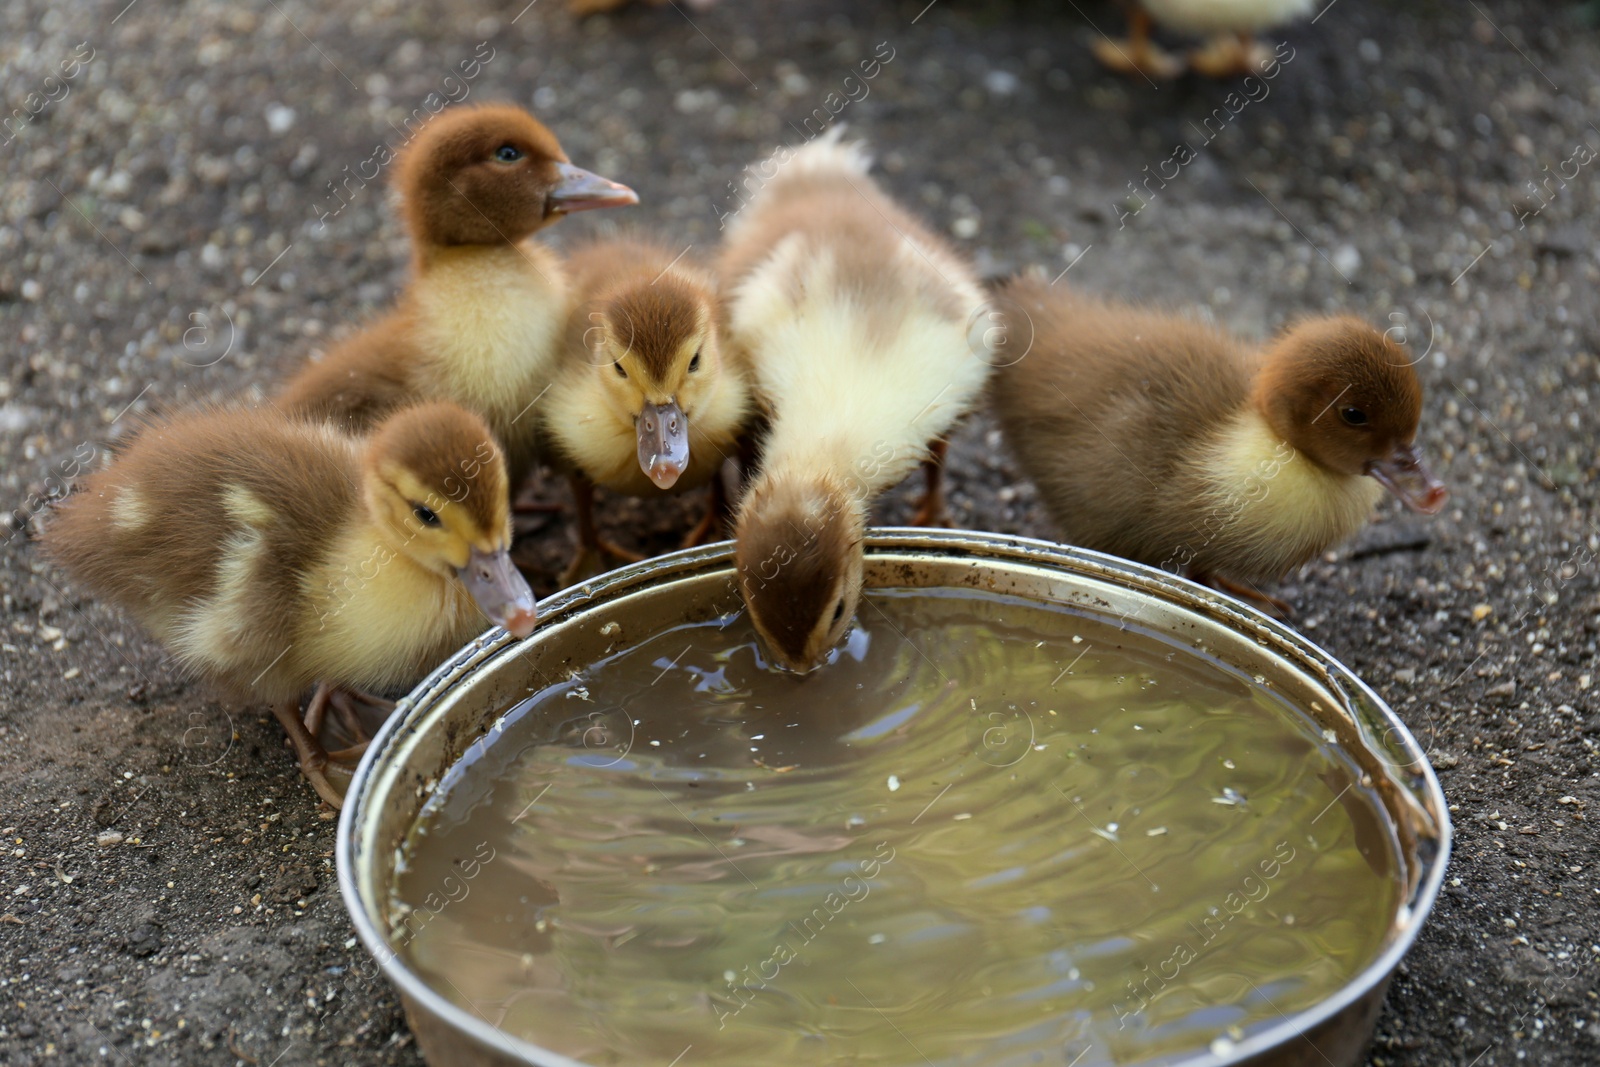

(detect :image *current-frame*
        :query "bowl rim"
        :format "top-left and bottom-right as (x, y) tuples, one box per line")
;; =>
(338, 528), (1452, 1067)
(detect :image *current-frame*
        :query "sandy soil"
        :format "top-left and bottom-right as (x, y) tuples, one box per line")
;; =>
(1, 0), (1596, 1063)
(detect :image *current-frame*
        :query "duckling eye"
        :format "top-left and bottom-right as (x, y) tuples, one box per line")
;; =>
(494, 144), (522, 163)
(831, 599), (846, 625)
(688, 348), (702, 372)
(412, 504), (441, 527)
(1339, 407), (1369, 427)
(613, 360), (627, 379)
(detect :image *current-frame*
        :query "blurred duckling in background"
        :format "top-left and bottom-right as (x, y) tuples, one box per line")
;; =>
(989, 275), (1446, 615)
(278, 103), (637, 485)
(568, 0), (716, 13)
(38, 403), (537, 808)
(544, 237), (750, 582)
(720, 132), (993, 672)
(1095, 0), (1312, 79)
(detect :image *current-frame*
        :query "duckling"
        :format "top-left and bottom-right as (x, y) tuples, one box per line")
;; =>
(544, 237), (750, 581)
(989, 275), (1447, 614)
(719, 132), (993, 672)
(277, 103), (638, 486)
(1095, 0), (1312, 80)
(569, 0), (717, 13)
(38, 402), (538, 808)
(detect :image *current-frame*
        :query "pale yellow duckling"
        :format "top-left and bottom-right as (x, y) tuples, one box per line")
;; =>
(720, 132), (994, 672)
(277, 103), (637, 486)
(544, 237), (751, 581)
(989, 274), (1447, 614)
(38, 402), (537, 807)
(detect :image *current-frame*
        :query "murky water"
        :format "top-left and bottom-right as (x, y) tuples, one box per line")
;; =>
(392, 588), (1402, 1066)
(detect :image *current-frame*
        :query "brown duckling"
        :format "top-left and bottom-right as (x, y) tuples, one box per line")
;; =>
(38, 402), (538, 807)
(989, 274), (1447, 613)
(277, 103), (637, 486)
(543, 237), (751, 581)
(720, 132), (994, 672)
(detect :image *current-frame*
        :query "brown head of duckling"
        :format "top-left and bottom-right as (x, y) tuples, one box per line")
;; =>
(733, 471), (864, 673)
(362, 402), (538, 638)
(590, 273), (719, 489)
(1252, 316), (1447, 514)
(398, 103), (637, 250)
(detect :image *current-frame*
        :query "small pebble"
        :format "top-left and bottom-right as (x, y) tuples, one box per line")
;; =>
(265, 104), (296, 134)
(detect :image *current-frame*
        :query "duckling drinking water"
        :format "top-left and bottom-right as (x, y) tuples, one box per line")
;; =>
(718, 132), (994, 671)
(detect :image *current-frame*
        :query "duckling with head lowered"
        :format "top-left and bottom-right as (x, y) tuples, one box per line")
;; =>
(989, 275), (1446, 614)
(38, 402), (537, 807)
(277, 103), (637, 485)
(720, 132), (994, 672)
(544, 237), (751, 580)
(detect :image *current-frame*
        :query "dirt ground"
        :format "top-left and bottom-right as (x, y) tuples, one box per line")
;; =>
(2, 0), (1597, 1063)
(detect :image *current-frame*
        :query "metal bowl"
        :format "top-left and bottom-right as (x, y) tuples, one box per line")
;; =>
(338, 529), (1450, 1067)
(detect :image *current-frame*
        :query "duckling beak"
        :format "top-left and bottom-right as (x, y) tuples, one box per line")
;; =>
(458, 547), (538, 640)
(636, 399), (690, 490)
(1366, 444), (1448, 515)
(547, 163), (639, 216)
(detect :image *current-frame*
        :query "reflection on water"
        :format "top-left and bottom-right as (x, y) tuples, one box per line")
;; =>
(393, 589), (1401, 1066)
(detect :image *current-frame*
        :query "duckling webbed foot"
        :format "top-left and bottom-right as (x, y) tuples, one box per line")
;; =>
(1191, 571), (1293, 618)
(561, 473), (645, 586)
(561, 546), (606, 588)
(272, 700), (348, 809)
(682, 505), (721, 548)
(560, 539), (646, 587)
(303, 683), (394, 754)
(681, 467), (731, 548)
(1189, 32), (1277, 78)
(1093, 9), (1185, 80)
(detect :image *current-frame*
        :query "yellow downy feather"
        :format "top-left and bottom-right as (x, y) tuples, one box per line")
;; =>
(412, 241), (570, 451)
(1194, 410), (1381, 577)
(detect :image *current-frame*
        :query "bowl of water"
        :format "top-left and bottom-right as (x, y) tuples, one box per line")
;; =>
(338, 529), (1449, 1067)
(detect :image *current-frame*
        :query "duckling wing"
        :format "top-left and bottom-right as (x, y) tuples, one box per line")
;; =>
(277, 312), (420, 434)
(720, 142), (990, 488)
(990, 278), (1251, 564)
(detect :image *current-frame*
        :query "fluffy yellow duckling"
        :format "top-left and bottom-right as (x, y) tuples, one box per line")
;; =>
(989, 275), (1447, 614)
(720, 132), (994, 672)
(38, 402), (538, 807)
(544, 237), (751, 580)
(1096, 0), (1312, 79)
(277, 103), (638, 485)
